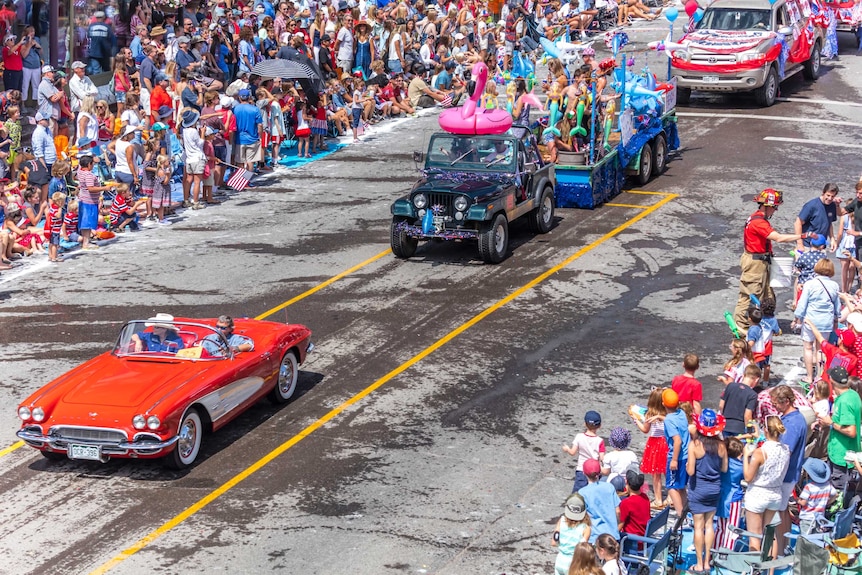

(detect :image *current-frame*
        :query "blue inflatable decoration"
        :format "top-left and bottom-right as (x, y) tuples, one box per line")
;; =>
(693, 8), (704, 22)
(422, 208), (434, 234)
(665, 6), (679, 21)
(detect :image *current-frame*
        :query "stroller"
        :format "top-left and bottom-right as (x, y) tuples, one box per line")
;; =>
(588, 5), (619, 32)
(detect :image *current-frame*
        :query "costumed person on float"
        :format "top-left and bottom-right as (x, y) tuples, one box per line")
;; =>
(733, 189), (814, 334)
(543, 80), (564, 138)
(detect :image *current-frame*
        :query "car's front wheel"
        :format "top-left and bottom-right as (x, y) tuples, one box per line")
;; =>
(478, 213), (509, 263)
(755, 67), (778, 107)
(528, 187), (555, 234)
(390, 217), (418, 259)
(803, 40), (821, 80)
(270, 351), (298, 403)
(165, 408), (203, 470)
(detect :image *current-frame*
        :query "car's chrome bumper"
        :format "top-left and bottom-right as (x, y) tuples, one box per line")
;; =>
(17, 427), (180, 454)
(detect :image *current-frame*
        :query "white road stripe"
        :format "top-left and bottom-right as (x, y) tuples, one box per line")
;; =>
(763, 136), (862, 149)
(676, 111), (862, 128)
(776, 97), (862, 108)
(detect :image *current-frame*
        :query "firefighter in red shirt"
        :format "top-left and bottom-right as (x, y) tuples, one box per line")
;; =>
(734, 189), (815, 332)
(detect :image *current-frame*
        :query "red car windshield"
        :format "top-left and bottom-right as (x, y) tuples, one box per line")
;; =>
(113, 321), (230, 360)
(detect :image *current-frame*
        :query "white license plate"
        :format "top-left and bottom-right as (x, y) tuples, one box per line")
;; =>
(68, 444), (101, 461)
(702, 76), (720, 84)
(433, 216), (445, 225)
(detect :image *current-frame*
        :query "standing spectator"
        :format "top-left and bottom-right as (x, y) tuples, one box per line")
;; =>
(0, 1), (15, 40)
(2, 34), (25, 95)
(176, 36), (203, 74)
(181, 109), (206, 209)
(20, 28), (42, 108)
(334, 14), (355, 73)
(139, 44), (159, 93)
(551, 493), (591, 575)
(686, 409), (728, 575)
(662, 388), (690, 516)
(318, 34), (336, 79)
(841, 182), (862, 258)
(671, 353), (703, 415)
(68, 61), (98, 113)
(770, 384), (808, 557)
(562, 410), (605, 492)
(110, 126), (140, 187)
(795, 183), (839, 252)
(237, 26), (257, 76)
(130, 25), (149, 62)
(742, 415), (790, 553)
(719, 364), (760, 437)
(149, 74), (173, 126)
(817, 365), (862, 490)
(31, 112), (56, 199)
(794, 259), (841, 385)
(76, 97), (99, 149)
(716, 437), (745, 550)
(234, 89), (263, 175)
(76, 152), (116, 250)
(87, 11), (117, 74)
(37, 66), (62, 132)
(733, 189), (808, 332)
(578, 458), (621, 544)
(618, 470), (650, 539)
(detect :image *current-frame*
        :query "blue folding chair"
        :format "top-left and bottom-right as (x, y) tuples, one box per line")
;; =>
(621, 528), (673, 575)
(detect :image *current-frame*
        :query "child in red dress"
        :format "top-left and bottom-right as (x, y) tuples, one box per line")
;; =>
(632, 388), (668, 508)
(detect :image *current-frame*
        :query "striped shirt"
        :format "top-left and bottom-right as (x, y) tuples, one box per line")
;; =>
(77, 169), (99, 205)
(109, 194), (130, 225)
(47, 203), (62, 234)
(62, 210), (78, 234)
(799, 483), (836, 520)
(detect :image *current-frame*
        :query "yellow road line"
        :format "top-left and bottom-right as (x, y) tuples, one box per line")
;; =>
(0, 441), (23, 457)
(3, 249), (391, 463)
(89, 192), (677, 575)
(626, 190), (668, 195)
(605, 203), (648, 209)
(255, 248), (392, 320)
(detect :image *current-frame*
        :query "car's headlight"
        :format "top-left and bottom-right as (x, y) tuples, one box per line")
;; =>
(146, 415), (161, 430)
(673, 50), (691, 62)
(413, 193), (427, 209)
(32, 407), (45, 422)
(738, 52), (761, 62)
(18, 406), (31, 421)
(454, 195), (469, 212)
(133, 415), (146, 430)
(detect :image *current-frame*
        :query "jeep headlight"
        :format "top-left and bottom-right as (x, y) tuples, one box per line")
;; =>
(413, 193), (427, 209)
(32, 407), (45, 422)
(146, 415), (161, 430)
(18, 406), (31, 421)
(454, 195), (469, 212)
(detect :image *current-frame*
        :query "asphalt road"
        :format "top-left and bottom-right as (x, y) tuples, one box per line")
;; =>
(0, 27), (861, 575)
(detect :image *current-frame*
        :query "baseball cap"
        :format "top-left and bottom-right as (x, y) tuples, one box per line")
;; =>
(828, 366), (849, 385)
(838, 328), (856, 348)
(177, 35), (191, 44)
(584, 410), (601, 426)
(454, 32), (465, 40)
(205, 126), (219, 136)
(610, 475), (627, 493)
(625, 469), (645, 491)
(583, 458), (602, 477)
(94, 10), (106, 18)
(71, 60), (86, 69)
(847, 312), (862, 332)
(35, 111), (49, 121)
(151, 122), (168, 131)
(564, 493), (586, 521)
(810, 234), (827, 247)
(238, 88), (252, 99)
(41, 64), (55, 74)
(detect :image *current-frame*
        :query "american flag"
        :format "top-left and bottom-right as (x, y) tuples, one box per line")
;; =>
(226, 169), (254, 192)
(441, 93), (453, 108)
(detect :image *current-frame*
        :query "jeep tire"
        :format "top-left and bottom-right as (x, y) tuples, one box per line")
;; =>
(636, 142), (653, 186)
(755, 66), (778, 107)
(652, 134), (668, 177)
(803, 40), (821, 81)
(478, 213), (509, 263)
(391, 216), (418, 259)
(528, 187), (555, 234)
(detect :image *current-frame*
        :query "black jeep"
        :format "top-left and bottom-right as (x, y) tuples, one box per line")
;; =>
(390, 130), (556, 263)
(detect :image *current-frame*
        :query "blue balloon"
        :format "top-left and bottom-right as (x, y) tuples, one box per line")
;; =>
(665, 6), (679, 21)
(422, 209), (434, 234)
(693, 8), (704, 21)
(769, 0), (777, 4)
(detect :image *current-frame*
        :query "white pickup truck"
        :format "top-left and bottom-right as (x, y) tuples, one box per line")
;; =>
(671, 0), (824, 106)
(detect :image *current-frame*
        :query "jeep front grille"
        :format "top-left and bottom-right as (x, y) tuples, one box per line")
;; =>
(427, 193), (455, 218)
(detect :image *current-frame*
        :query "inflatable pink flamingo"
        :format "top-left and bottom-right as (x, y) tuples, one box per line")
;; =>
(438, 62), (513, 135)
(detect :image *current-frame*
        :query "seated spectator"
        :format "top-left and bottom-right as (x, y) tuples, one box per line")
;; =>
(109, 184), (146, 232)
(619, 469), (649, 539)
(132, 314), (185, 353)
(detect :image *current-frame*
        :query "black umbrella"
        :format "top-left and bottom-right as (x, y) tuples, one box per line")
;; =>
(252, 58), (319, 81)
(365, 74), (390, 87)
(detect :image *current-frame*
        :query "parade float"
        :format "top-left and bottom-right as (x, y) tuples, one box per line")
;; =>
(545, 31), (681, 209)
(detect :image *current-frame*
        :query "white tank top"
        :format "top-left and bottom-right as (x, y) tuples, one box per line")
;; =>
(115, 139), (134, 175)
(389, 32), (402, 59)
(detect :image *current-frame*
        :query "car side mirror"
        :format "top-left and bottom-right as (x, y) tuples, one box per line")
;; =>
(413, 150), (425, 166)
(777, 26), (792, 35)
(525, 162), (538, 174)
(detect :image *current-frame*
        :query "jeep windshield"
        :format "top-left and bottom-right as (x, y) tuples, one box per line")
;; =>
(697, 8), (772, 30)
(426, 134), (516, 172)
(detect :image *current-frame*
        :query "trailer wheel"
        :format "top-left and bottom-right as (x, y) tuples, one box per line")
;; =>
(636, 142), (653, 186)
(652, 134), (668, 177)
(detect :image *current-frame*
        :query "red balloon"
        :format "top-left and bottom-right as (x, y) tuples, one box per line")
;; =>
(685, 0), (699, 16)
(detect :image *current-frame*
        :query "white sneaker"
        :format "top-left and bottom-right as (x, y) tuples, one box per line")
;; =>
(159, 219), (172, 225)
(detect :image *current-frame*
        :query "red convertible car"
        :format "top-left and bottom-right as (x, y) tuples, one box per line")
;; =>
(16, 314), (313, 469)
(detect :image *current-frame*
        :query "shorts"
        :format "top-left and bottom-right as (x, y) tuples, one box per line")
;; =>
(666, 459), (689, 490)
(186, 160), (206, 175)
(79, 202), (99, 231)
(203, 171), (214, 186)
(801, 323), (830, 344)
(505, 40), (515, 55)
(239, 142), (262, 164)
(778, 481), (795, 511)
(416, 94), (436, 108)
(756, 356), (771, 368)
(351, 108), (362, 128)
(116, 171), (135, 184)
(66, 232), (81, 243)
(49, 232), (60, 246)
(831, 461), (854, 491)
(213, 145), (227, 162)
(388, 59), (403, 74)
(116, 91), (127, 103)
(744, 486), (782, 513)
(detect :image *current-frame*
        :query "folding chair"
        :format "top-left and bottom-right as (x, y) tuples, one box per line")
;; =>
(825, 533), (862, 575)
(622, 507), (670, 557)
(750, 535), (830, 575)
(802, 498), (860, 545)
(620, 528), (673, 575)
(712, 524), (776, 575)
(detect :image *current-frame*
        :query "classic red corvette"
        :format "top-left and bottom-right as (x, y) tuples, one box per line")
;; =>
(16, 314), (313, 469)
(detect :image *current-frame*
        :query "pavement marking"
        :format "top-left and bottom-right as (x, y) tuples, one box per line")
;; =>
(776, 97), (862, 108)
(0, 441), (23, 457)
(605, 203), (649, 209)
(254, 248), (392, 320)
(0, 249), (392, 463)
(627, 190), (670, 195)
(87, 192), (677, 575)
(676, 112), (862, 128)
(763, 136), (862, 149)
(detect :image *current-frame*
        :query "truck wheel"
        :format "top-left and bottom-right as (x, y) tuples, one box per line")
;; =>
(528, 187), (555, 234)
(636, 143), (653, 186)
(803, 40), (821, 80)
(390, 217), (418, 259)
(478, 213), (509, 264)
(677, 87), (691, 106)
(652, 134), (668, 177)
(755, 67), (778, 107)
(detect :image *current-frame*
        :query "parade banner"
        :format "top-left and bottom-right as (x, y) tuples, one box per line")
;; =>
(681, 30), (777, 54)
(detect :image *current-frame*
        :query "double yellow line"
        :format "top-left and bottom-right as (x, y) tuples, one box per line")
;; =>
(88, 191), (676, 574)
